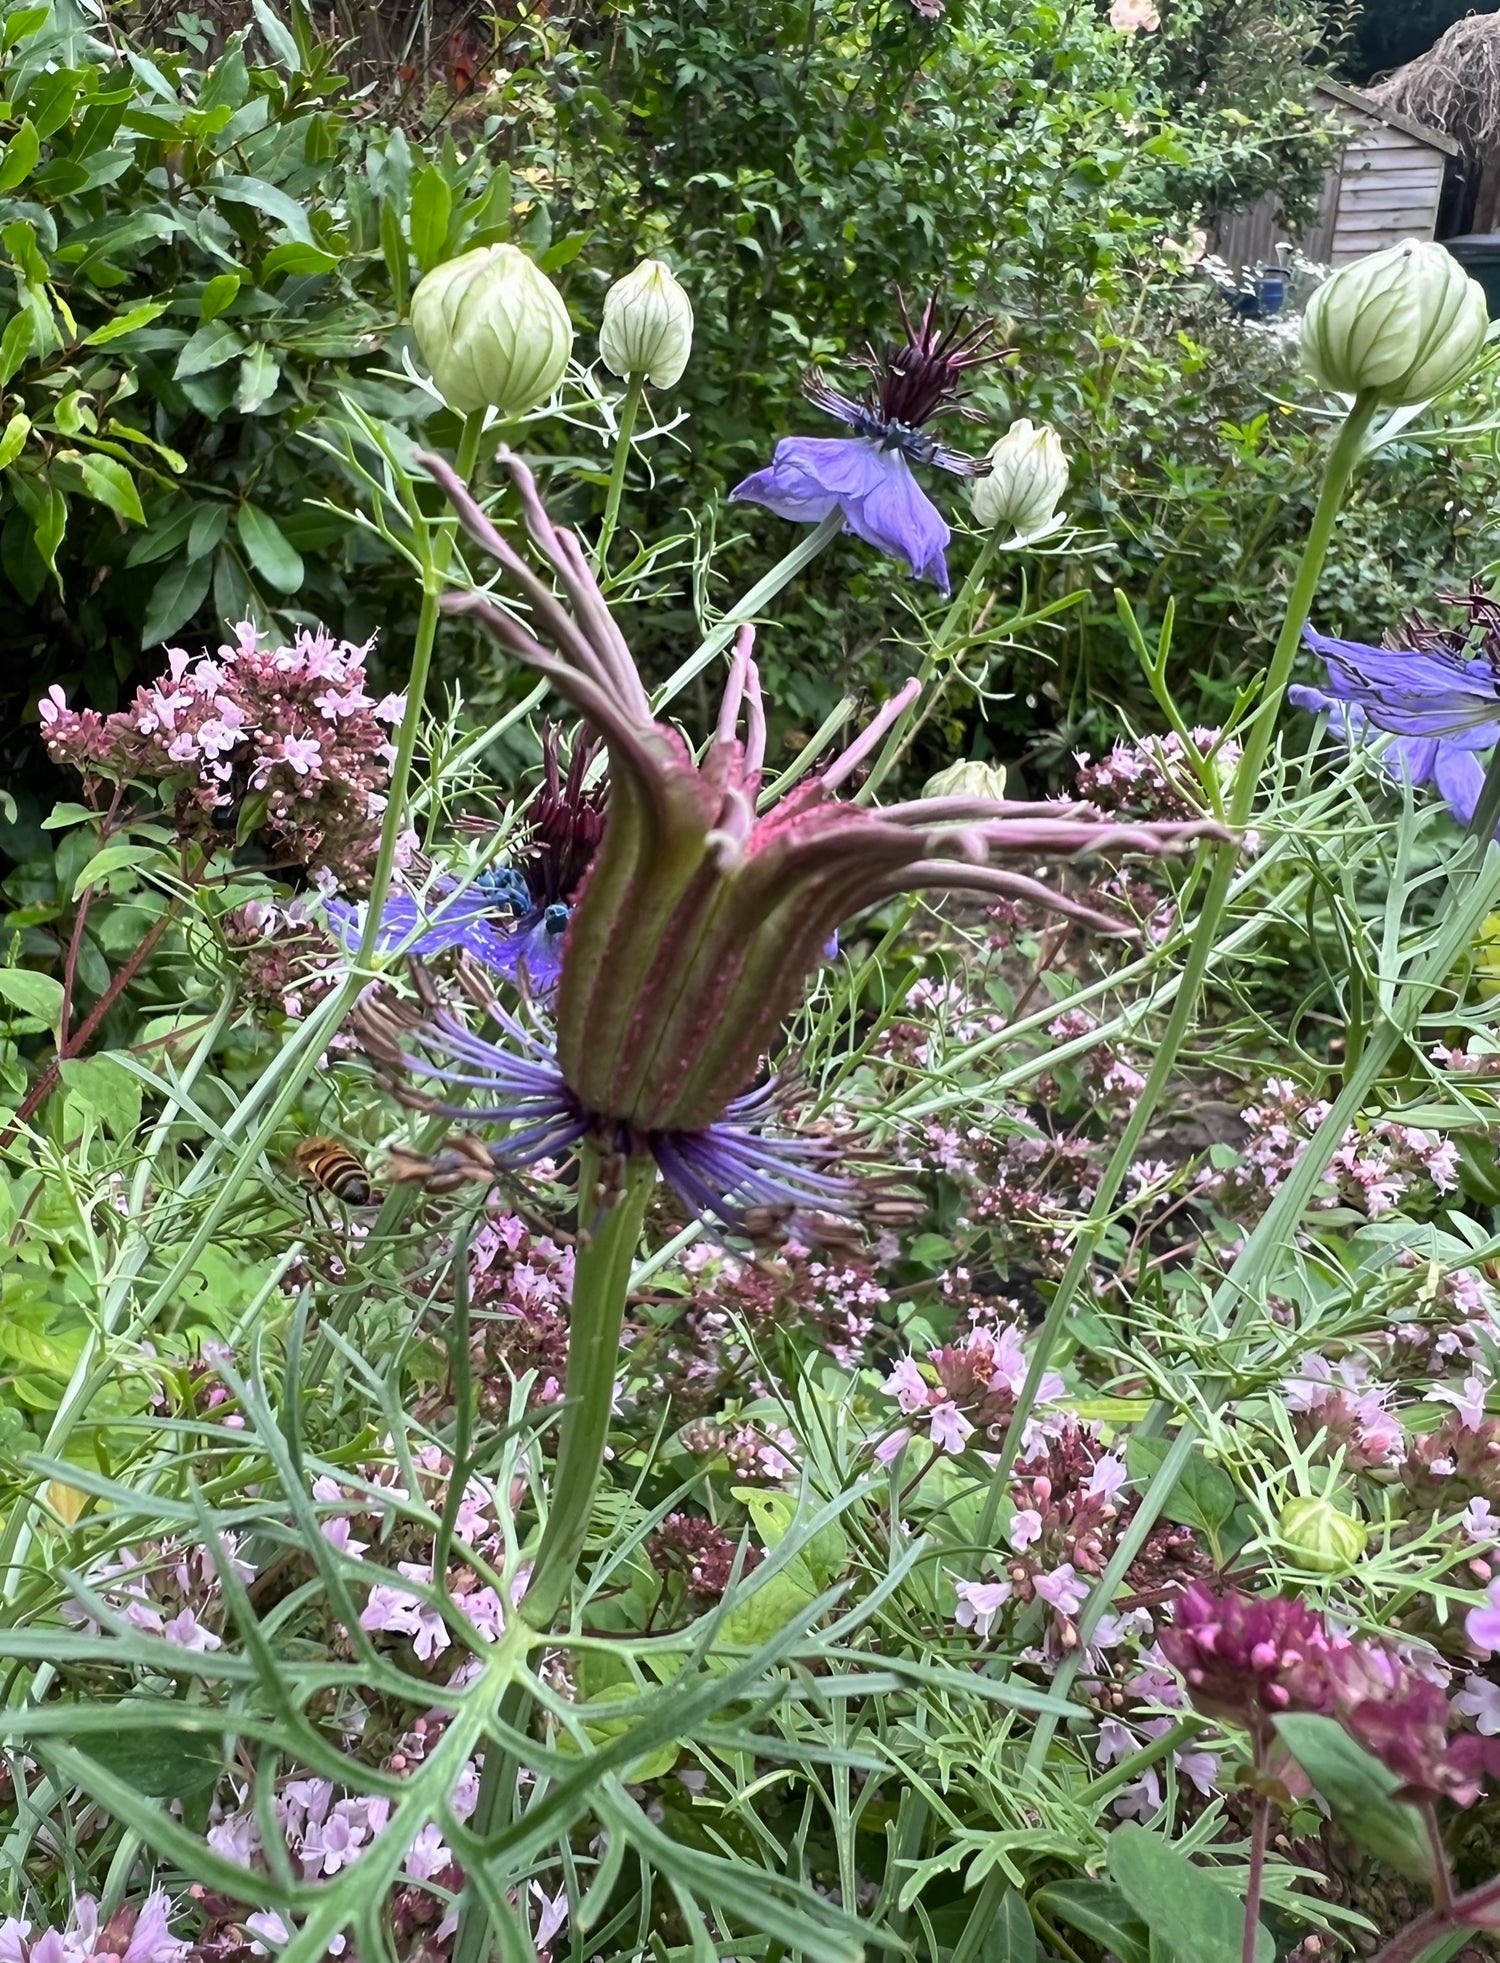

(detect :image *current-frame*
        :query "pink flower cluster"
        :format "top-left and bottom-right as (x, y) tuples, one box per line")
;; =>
(1163, 1583), (1500, 1803)
(648, 1513), (762, 1602)
(0, 1893), (190, 1963)
(1074, 728), (1236, 822)
(1212, 1076), (1459, 1219)
(877, 1317), (1066, 1462)
(466, 1212), (577, 1415)
(60, 1536), (254, 1653)
(39, 625), (405, 888)
(220, 900), (341, 1023)
(1284, 1355), (1407, 1471)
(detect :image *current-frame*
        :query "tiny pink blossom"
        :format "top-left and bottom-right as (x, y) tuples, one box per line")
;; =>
(928, 1400), (975, 1455)
(1008, 1507), (1043, 1551)
(1467, 1580), (1500, 1656)
(953, 1578), (1012, 1638)
(1035, 1563), (1088, 1617)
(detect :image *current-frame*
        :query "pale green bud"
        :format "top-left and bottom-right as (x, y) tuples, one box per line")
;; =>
(1278, 1495), (1368, 1574)
(922, 758), (1008, 802)
(1301, 239), (1488, 408)
(599, 258), (694, 389)
(970, 420), (1068, 540)
(411, 244), (573, 417)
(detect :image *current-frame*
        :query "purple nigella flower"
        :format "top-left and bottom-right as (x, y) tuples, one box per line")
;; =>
(364, 446), (1222, 1238)
(1293, 626), (1500, 744)
(1290, 681), (1487, 827)
(730, 294), (1001, 594)
(328, 727), (607, 991)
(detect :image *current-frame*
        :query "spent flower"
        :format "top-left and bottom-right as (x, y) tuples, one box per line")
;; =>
(360, 447), (1222, 1236)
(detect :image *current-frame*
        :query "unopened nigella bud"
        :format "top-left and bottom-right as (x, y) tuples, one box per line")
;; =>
(411, 244), (573, 417)
(598, 258), (694, 388)
(970, 419), (1068, 541)
(1301, 239), (1489, 408)
(923, 758), (1009, 801)
(1278, 1495), (1368, 1574)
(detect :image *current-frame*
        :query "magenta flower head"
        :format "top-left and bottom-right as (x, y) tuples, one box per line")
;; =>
(730, 294), (1003, 593)
(1158, 1583), (1345, 1735)
(375, 448), (1221, 1234)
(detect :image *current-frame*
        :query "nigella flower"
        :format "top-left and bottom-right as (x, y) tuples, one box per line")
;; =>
(1290, 682), (1487, 827)
(364, 447), (1221, 1238)
(729, 294), (1002, 593)
(327, 727), (607, 991)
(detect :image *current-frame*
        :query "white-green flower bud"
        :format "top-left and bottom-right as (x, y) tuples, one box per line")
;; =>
(599, 258), (694, 389)
(1301, 239), (1489, 408)
(411, 244), (573, 417)
(923, 758), (1008, 802)
(971, 420), (1068, 541)
(1278, 1495), (1368, 1574)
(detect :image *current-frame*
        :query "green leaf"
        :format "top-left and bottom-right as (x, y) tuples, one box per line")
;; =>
(1126, 1433), (1238, 1535)
(538, 229), (589, 272)
(59, 1054), (142, 1141)
(199, 272), (241, 323)
(409, 164), (453, 275)
(78, 454), (144, 525)
(0, 1312), (85, 1378)
(249, 0), (302, 69)
(986, 1886), (1036, 1962)
(141, 554), (212, 649)
(71, 842), (162, 899)
(1107, 1824), (1271, 1963)
(0, 310), (34, 386)
(73, 1716), (223, 1800)
(1274, 1714), (1437, 1883)
(0, 968), (63, 1026)
(0, 411), (30, 469)
(260, 239), (337, 280)
(30, 486), (65, 579)
(82, 300), (171, 346)
(210, 171), (315, 244)
(0, 119), (39, 194)
(380, 197), (408, 316)
(237, 501), (302, 592)
(173, 321), (246, 380)
(3, 8), (51, 50)
(187, 504), (229, 561)
(1031, 1883), (1149, 1963)
(235, 344), (280, 414)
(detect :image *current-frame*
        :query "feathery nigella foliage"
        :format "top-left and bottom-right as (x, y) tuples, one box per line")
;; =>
(356, 446), (1222, 1235)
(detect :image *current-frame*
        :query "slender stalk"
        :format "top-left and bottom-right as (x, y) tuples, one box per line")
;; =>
(355, 407), (485, 970)
(654, 509), (844, 712)
(977, 390), (1380, 1550)
(1465, 742), (1500, 854)
(856, 529), (1001, 803)
(521, 1150), (658, 1630)
(1241, 1794), (1270, 1963)
(451, 1149), (656, 1963)
(594, 372), (643, 577)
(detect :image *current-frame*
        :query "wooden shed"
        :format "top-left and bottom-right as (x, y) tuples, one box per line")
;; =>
(1211, 80), (1459, 273)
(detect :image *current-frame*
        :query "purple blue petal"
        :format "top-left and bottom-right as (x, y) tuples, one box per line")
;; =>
(731, 436), (951, 592)
(1302, 627), (1500, 746)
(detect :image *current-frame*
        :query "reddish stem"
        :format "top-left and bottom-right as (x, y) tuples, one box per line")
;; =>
(1366, 1863), (1500, 1963)
(1241, 1792), (1270, 1963)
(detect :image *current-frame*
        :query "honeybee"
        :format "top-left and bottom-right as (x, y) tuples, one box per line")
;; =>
(291, 1137), (376, 1208)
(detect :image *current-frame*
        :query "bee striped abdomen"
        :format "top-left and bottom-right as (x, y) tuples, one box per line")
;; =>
(292, 1137), (374, 1207)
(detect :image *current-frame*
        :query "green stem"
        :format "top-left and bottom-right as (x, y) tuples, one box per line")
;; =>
(594, 373), (643, 578)
(978, 391), (1379, 1552)
(521, 1150), (658, 1631)
(355, 408), (485, 970)
(856, 530), (1002, 804)
(654, 509), (845, 713)
(1465, 742), (1500, 853)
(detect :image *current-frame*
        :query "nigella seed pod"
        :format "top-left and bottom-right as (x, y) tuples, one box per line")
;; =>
(1301, 239), (1489, 408)
(598, 259), (694, 389)
(1277, 1495), (1368, 1574)
(970, 420), (1068, 541)
(411, 244), (573, 417)
(923, 759), (1008, 801)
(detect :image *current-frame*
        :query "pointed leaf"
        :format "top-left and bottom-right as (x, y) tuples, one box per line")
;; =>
(1274, 1714), (1437, 1883)
(236, 502), (302, 592)
(78, 454), (144, 525)
(141, 554), (212, 649)
(1108, 1824), (1272, 1963)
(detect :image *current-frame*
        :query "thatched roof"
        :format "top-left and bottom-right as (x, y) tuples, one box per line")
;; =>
(1367, 13), (1500, 161)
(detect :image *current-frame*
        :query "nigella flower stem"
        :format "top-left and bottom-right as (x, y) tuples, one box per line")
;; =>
(653, 508), (845, 713)
(855, 530), (1001, 804)
(978, 392), (1381, 1557)
(520, 1147), (658, 1631)
(1464, 743), (1500, 852)
(355, 408), (486, 972)
(595, 373), (644, 578)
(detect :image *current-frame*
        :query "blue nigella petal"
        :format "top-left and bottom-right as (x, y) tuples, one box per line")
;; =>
(1301, 626), (1500, 746)
(730, 436), (951, 592)
(1291, 681), (1489, 827)
(325, 880), (569, 991)
(385, 1000), (868, 1237)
